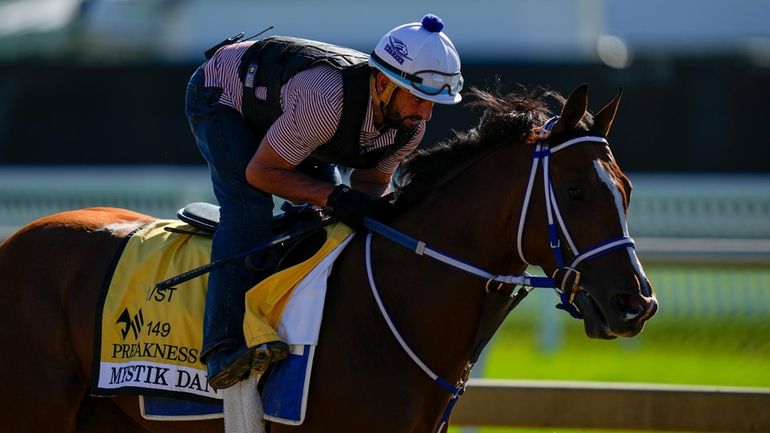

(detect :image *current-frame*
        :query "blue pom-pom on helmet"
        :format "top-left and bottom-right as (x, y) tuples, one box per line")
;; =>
(421, 14), (444, 33)
(369, 14), (463, 105)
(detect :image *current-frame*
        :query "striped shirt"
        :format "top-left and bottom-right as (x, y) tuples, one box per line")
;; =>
(203, 41), (425, 174)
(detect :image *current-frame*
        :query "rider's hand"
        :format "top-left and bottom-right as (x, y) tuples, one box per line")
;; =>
(326, 185), (373, 231)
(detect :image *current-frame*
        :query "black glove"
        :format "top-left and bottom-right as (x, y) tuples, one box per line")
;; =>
(326, 185), (372, 231)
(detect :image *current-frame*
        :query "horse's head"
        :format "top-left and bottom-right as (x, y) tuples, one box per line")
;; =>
(392, 84), (656, 339)
(519, 84), (658, 339)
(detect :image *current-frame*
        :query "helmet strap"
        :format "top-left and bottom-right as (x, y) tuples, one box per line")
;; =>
(370, 73), (398, 115)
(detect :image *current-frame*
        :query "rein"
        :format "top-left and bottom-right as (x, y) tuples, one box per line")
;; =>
(363, 229), (529, 432)
(360, 116), (639, 430)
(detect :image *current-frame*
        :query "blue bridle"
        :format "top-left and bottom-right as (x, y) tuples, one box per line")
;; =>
(517, 116), (636, 312)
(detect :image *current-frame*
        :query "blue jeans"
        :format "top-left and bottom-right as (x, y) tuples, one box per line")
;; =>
(185, 65), (274, 360)
(186, 65), (340, 361)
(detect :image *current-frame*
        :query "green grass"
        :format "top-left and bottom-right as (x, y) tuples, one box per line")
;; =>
(449, 430), (685, 433)
(483, 320), (770, 387)
(447, 264), (770, 432)
(448, 322), (770, 433)
(449, 429), (689, 433)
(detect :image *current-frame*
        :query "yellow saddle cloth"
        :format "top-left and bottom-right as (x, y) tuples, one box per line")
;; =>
(93, 219), (352, 401)
(93, 220), (217, 400)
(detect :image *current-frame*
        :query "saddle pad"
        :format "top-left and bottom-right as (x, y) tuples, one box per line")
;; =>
(140, 395), (223, 421)
(92, 220), (222, 401)
(261, 345), (314, 425)
(93, 218), (353, 414)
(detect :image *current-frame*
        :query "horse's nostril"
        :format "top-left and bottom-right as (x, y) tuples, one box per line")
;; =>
(612, 293), (643, 321)
(631, 295), (658, 323)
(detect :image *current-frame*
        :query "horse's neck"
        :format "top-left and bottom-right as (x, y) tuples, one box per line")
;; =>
(394, 145), (530, 277)
(369, 148), (530, 379)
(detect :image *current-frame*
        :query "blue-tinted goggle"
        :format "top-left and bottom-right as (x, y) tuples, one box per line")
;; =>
(371, 52), (463, 97)
(411, 70), (464, 96)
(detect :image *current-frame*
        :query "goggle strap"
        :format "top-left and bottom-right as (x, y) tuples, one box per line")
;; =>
(370, 51), (424, 84)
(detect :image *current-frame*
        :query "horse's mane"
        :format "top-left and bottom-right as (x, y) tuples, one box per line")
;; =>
(390, 86), (564, 208)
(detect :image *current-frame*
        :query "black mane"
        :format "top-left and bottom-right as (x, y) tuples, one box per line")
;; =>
(391, 86), (562, 207)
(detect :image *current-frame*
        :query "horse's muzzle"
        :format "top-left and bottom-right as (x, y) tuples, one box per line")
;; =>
(575, 287), (658, 339)
(611, 292), (658, 323)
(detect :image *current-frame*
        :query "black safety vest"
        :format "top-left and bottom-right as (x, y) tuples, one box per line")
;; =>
(237, 36), (414, 169)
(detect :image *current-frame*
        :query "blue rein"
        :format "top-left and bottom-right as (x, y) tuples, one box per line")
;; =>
(364, 218), (557, 289)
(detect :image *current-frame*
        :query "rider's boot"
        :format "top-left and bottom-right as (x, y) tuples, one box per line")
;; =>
(206, 341), (290, 390)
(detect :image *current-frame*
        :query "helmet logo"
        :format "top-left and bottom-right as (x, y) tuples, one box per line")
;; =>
(384, 35), (412, 65)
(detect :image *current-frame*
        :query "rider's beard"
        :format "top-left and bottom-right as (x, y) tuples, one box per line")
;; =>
(382, 101), (421, 135)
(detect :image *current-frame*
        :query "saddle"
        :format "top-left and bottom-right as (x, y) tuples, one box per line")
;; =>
(176, 202), (332, 278)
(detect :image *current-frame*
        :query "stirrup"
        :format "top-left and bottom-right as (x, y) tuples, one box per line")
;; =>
(208, 348), (255, 390)
(252, 341), (289, 374)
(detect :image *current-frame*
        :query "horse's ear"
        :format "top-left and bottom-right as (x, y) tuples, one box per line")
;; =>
(554, 84), (588, 135)
(594, 88), (623, 137)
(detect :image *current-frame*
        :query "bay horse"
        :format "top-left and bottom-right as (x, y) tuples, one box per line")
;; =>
(0, 84), (657, 433)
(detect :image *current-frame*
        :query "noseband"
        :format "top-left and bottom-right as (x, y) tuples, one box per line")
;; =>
(516, 116), (636, 314)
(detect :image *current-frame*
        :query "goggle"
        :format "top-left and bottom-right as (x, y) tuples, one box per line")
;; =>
(410, 70), (464, 96)
(371, 52), (463, 97)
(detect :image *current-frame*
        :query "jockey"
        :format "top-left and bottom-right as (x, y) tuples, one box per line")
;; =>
(186, 14), (464, 390)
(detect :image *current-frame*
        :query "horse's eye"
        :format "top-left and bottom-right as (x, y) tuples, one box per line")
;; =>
(568, 187), (584, 200)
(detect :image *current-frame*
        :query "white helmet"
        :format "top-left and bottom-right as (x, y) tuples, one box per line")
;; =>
(369, 14), (463, 105)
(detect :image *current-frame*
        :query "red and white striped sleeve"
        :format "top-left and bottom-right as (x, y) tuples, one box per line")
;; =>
(265, 66), (344, 166)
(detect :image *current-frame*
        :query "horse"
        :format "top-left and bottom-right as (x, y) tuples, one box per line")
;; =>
(0, 84), (657, 433)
